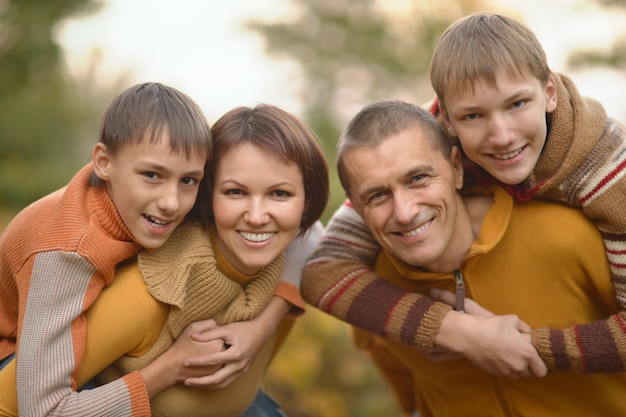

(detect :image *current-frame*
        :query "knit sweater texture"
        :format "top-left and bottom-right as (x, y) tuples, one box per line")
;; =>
(97, 222), (288, 417)
(354, 187), (626, 416)
(0, 163), (149, 416)
(302, 73), (626, 373)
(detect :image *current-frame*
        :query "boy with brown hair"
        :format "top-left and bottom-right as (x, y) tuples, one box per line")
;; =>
(0, 82), (212, 415)
(303, 12), (626, 376)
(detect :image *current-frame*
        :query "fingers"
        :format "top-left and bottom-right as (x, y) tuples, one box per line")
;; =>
(184, 319), (219, 338)
(527, 353), (548, 378)
(184, 349), (235, 368)
(429, 288), (458, 306)
(517, 319), (532, 334)
(184, 363), (245, 389)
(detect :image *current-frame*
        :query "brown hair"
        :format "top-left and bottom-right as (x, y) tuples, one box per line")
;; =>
(201, 104), (329, 234)
(337, 100), (452, 197)
(430, 12), (551, 109)
(92, 82), (212, 186)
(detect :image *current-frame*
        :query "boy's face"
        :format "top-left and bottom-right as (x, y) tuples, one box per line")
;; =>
(441, 71), (558, 185)
(212, 142), (305, 275)
(345, 127), (473, 273)
(92, 132), (206, 249)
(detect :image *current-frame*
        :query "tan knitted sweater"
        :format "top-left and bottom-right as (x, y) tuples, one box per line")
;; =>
(98, 222), (284, 416)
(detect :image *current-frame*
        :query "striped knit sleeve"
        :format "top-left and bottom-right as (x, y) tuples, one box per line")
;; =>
(301, 200), (452, 351)
(533, 118), (626, 374)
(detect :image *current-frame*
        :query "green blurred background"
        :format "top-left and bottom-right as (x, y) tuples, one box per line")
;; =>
(1, 0), (625, 415)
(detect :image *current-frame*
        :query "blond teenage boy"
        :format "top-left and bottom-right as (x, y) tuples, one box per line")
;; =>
(302, 12), (626, 376)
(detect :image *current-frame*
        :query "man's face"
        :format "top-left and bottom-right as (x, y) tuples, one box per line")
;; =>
(345, 127), (469, 273)
(441, 71), (557, 185)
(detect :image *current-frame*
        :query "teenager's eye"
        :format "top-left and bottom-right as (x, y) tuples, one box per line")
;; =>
(510, 100), (525, 109)
(181, 177), (198, 186)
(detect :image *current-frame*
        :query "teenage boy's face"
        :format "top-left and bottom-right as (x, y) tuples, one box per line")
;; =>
(345, 127), (473, 273)
(212, 142), (305, 275)
(92, 133), (206, 249)
(441, 71), (558, 185)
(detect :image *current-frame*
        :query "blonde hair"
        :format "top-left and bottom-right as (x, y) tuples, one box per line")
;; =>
(430, 12), (551, 109)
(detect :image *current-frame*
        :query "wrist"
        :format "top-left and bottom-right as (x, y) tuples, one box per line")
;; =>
(434, 310), (476, 354)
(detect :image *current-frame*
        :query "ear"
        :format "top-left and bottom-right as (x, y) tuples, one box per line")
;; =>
(92, 143), (112, 181)
(545, 74), (558, 113)
(450, 146), (464, 190)
(440, 108), (457, 137)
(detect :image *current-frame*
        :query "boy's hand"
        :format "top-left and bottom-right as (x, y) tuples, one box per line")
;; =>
(430, 288), (547, 379)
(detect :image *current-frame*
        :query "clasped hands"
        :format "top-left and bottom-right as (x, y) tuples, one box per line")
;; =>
(167, 318), (266, 389)
(425, 288), (548, 379)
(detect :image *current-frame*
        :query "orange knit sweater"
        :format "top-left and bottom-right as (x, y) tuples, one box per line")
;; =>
(0, 163), (148, 416)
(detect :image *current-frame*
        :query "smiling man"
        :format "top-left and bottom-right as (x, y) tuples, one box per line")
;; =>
(303, 100), (626, 417)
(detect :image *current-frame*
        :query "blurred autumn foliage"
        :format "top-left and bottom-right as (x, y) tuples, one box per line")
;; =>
(1, 0), (625, 416)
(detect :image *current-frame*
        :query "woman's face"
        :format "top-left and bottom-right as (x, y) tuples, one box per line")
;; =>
(212, 142), (306, 275)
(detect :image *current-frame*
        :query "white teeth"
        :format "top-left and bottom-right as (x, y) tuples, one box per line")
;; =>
(493, 148), (522, 160)
(239, 231), (276, 242)
(402, 222), (430, 237)
(145, 215), (169, 227)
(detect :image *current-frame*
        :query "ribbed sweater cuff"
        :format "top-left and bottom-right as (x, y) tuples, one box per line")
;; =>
(415, 302), (453, 351)
(123, 371), (151, 416)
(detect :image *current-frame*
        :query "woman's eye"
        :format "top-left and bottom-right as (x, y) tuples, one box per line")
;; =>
(272, 190), (291, 198)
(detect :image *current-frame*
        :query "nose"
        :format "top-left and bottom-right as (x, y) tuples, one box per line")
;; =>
(156, 183), (180, 214)
(392, 189), (419, 225)
(487, 113), (515, 147)
(243, 197), (270, 226)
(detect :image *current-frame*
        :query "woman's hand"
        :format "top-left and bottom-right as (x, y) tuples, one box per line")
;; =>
(183, 297), (290, 389)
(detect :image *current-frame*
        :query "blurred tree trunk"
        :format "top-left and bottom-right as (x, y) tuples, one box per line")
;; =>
(0, 0), (114, 213)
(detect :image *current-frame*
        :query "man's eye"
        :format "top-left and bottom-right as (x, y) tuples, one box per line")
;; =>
(144, 172), (158, 180)
(411, 174), (426, 183)
(368, 191), (386, 204)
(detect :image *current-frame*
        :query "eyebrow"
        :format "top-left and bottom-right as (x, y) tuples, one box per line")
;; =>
(143, 162), (204, 177)
(452, 87), (534, 113)
(356, 164), (435, 202)
(218, 178), (297, 189)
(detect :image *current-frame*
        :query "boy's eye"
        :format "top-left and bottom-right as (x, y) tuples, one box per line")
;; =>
(181, 177), (197, 186)
(144, 172), (159, 180)
(510, 100), (525, 109)
(464, 113), (479, 121)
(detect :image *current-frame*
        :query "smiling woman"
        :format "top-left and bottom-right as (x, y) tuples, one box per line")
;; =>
(212, 141), (306, 275)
